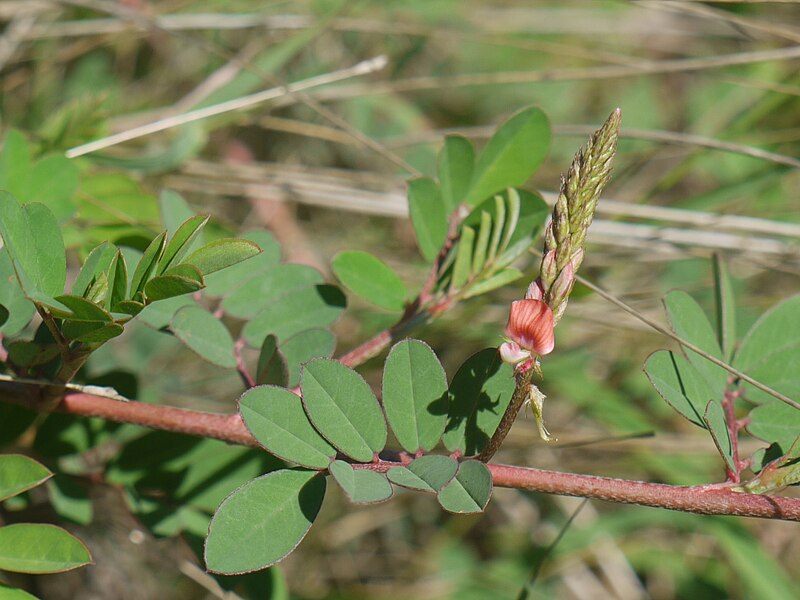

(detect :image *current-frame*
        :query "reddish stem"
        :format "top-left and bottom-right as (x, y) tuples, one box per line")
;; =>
(234, 338), (255, 389)
(722, 386), (742, 482)
(2, 382), (800, 522)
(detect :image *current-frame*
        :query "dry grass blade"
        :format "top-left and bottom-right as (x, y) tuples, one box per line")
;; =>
(305, 45), (800, 99)
(556, 125), (800, 169)
(59, 0), (420, 175)
(0, 11), (40, 72)
(65, 56), (388, 158)
(517, 499), (589, 599)
(165, 161), (800, 259)
(246, 116), (800, 170)
(646, 0), (800, 43)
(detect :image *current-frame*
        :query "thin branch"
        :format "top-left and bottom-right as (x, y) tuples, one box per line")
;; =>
(477, 369), (534, 462)
(1, 381), (799, 522)
(722, 386), (742, 482)
(234, 338), (255, 389)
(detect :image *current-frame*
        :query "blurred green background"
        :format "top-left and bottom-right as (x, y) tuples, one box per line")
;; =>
(1, 0), (799, 598)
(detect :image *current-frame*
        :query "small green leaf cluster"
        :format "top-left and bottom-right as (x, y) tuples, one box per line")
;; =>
(0, 192), (259, 375)
(644, 258), (800, 491)
(331, 106), (551, 312)
(206, 340), (512, 574)
(0, 454), (92, 593)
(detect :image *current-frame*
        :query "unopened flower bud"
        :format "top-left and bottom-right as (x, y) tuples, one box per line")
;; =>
(570, 248), (585, 273)
(525, 279), (545, 301)
(541, 250), (558, 288)
(550, 262), (575, 306)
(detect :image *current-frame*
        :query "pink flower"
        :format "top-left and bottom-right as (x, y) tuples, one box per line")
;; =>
(499, 340), (530, 365)
(504, 299), (555, 356)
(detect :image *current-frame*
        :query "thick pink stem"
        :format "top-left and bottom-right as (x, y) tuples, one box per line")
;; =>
(2, 382), (799, 522)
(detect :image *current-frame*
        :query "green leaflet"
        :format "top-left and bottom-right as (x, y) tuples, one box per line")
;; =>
(465, 106), (550, 205)
(301, 359), (387, 463)
(205, 470), (325, 574)
(222, 264), (323, 319)
(703, 400), (735, 472)
(0, 454), (53, 502)
(239, 386), (336, 469)
(0, 194), (66, 298)
(328, 460), (393, 505)
(332, 251), (407, 312)
(387, 455), (458, 493)
(438, 135), (475, 212)
(663, 291), (728, 397)
(382, 340), (448, 453)
(171, 305), (237, 368)
(242, 285), (345, 348)
(644, 350), (714, 429)
(256, 334), (289, 387)
(408, 177), (448, 262)
(443, 349), (515, 455)
(181, 238), (261, 276)
(437, 460), (492, 514)
(0, 524), (92, 574)
(734, 295), (800, 404)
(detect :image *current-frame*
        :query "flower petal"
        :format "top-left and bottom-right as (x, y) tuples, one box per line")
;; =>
(504, 299), (555, 355)
(499, 341), (531, 366)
